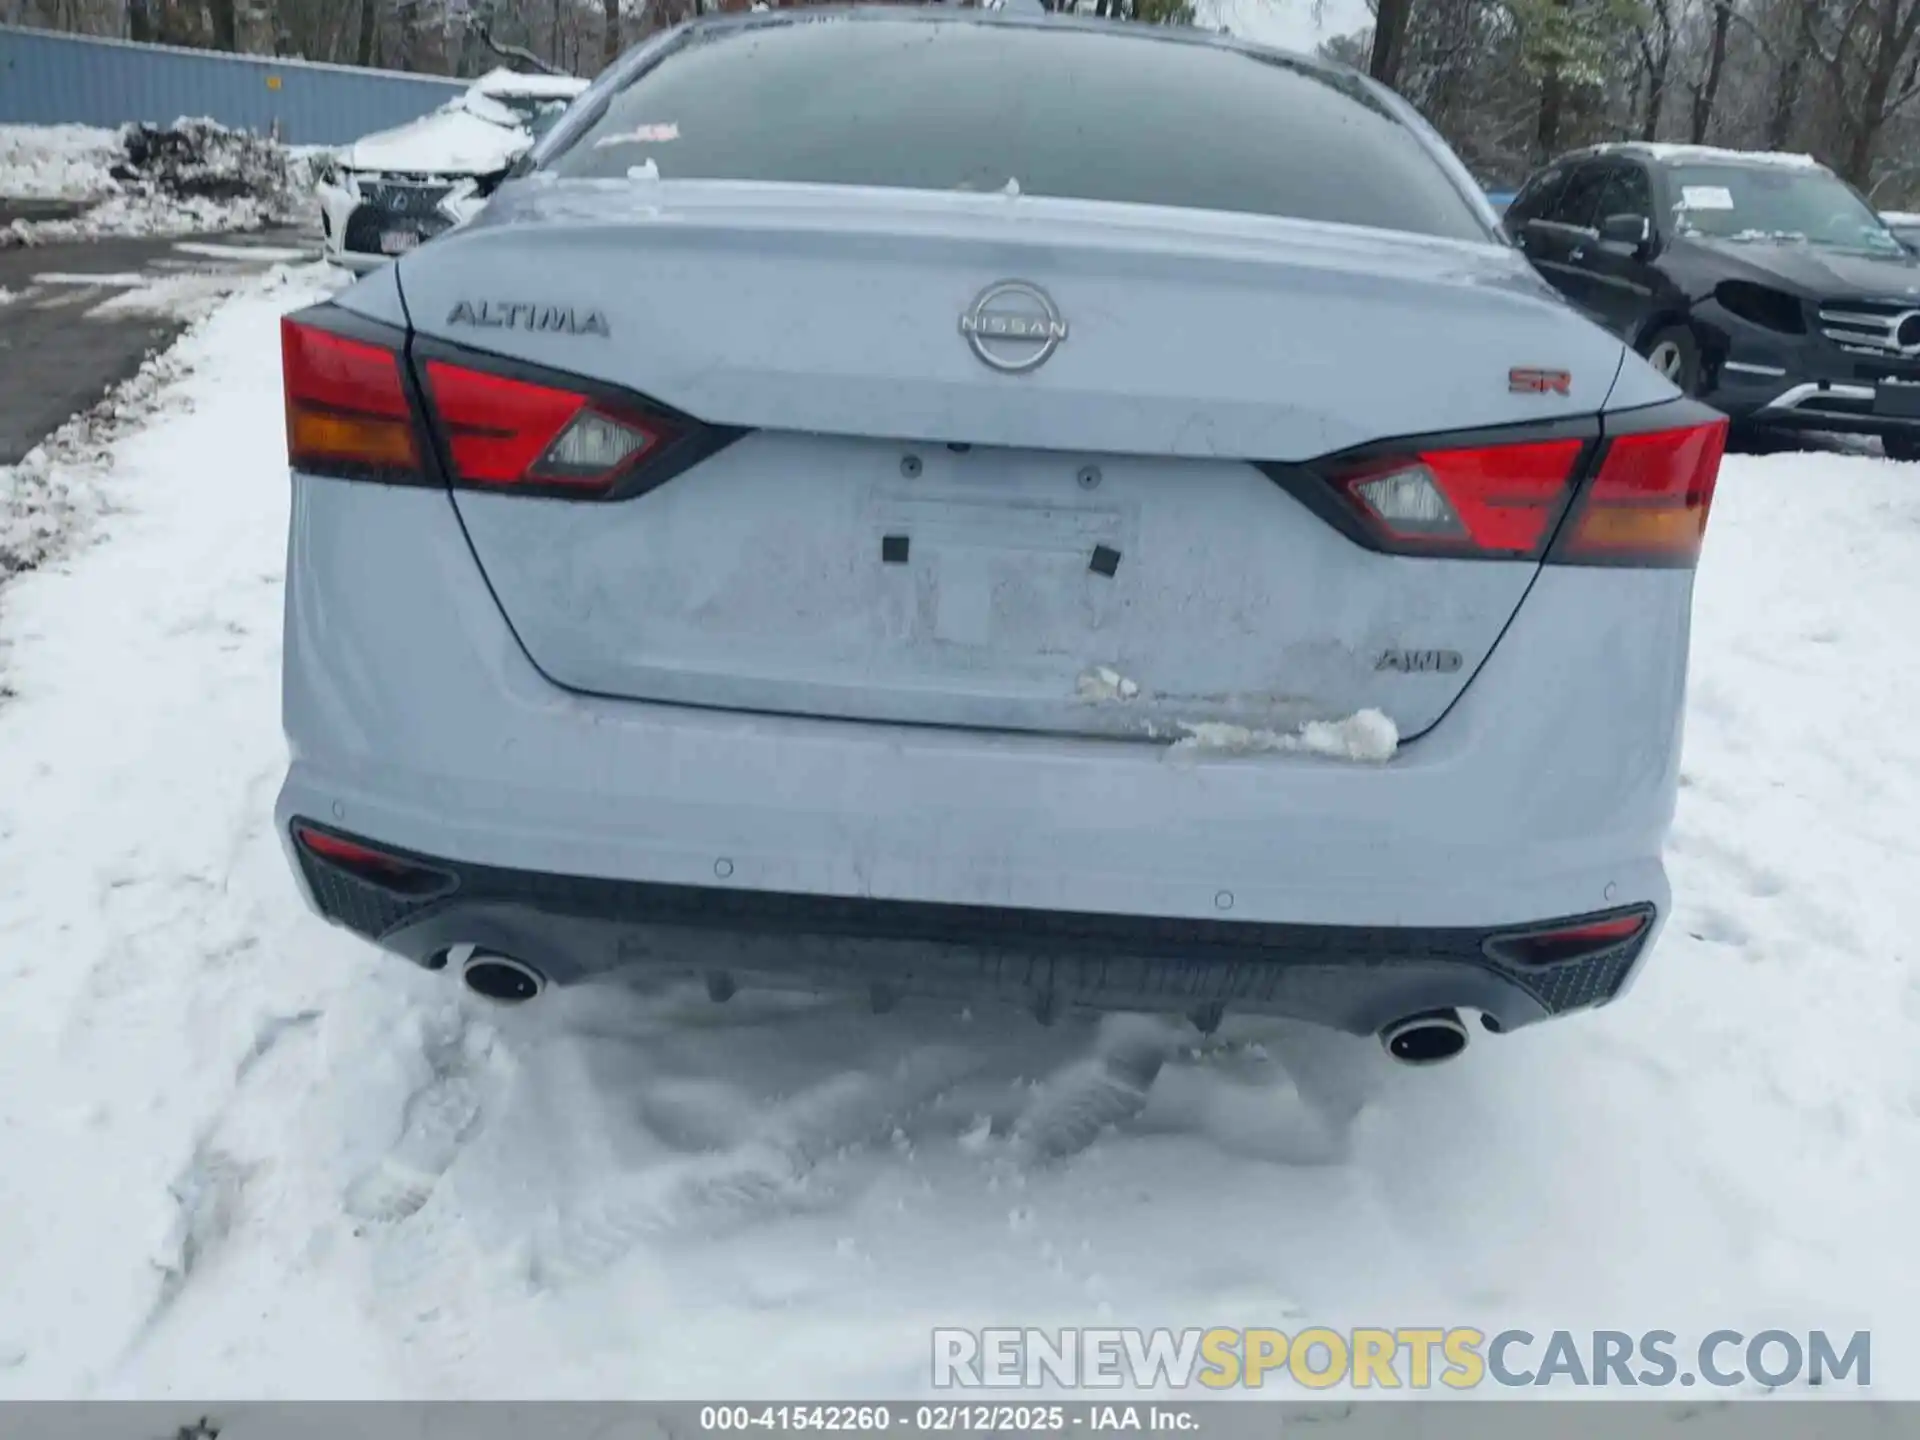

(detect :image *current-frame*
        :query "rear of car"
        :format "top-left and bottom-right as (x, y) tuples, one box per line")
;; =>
(276, 11), (1724, 1052)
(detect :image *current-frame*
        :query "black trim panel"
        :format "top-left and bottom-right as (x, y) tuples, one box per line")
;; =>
(289, 819), (1659, 1031)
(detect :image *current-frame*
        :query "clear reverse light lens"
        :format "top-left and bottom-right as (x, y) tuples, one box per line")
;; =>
(1353, 466), (1466, 537)
(535, 411), (653, 478)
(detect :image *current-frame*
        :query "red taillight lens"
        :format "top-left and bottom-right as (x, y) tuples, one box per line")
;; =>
(1551, 418), (1726, 566)
(1330, 438), (1585, 558)
(281, 317), (420, 478)
(422, 359), (673, 495)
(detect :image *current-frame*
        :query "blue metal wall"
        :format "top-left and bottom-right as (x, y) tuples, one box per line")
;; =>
(0, 25), (467, 144)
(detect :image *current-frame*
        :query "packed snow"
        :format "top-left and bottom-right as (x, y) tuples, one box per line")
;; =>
(1, 120), (313, 247)
(334, 101), (534, 177)
(0, 123), (123, 202)
(1171, 710), (1399, 762)
(0, 312), (202, 583)
(0, 274), (1915, 1401)
(470, 66), (591, 101)
(1076, 666), (1141, 703)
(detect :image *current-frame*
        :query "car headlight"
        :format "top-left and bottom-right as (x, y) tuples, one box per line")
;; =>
(1714, 281), (1807, 334)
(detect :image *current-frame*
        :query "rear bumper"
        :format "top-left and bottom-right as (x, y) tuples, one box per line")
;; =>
(283, 821), (1660, 1033)
(276, 480), (1690, 1033)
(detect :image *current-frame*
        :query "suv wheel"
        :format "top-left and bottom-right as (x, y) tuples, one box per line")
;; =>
(1641, 325), (1702, 394)
(1883, 433), (1920, 462)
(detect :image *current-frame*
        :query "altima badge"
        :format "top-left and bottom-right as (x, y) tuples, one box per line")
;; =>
(447, 299), (610, 337)
(960, 281), (1068, 373)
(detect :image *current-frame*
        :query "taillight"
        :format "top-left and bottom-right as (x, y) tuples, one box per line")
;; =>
(281, 316), (421, 480)
(421, 359), (674, 497)
(1326, 437), (1586, 559)
(1548, 417), (1727, 566)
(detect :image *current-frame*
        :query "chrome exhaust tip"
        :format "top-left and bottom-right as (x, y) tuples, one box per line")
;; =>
(460, 950), (546, 1005)
(1379, 1008), (1469, 1066)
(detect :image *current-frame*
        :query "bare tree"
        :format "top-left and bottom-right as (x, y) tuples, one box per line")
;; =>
(1688, 0), (1732, 138)
(1805, 0), (1920, 184)
(1370, 0), (1413, 85)
(603, 0), (622, 66)
(1636, 0), (1679, 138)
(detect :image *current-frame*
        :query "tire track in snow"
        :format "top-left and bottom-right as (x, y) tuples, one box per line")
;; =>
(115, 1007), (322, 1367)
(341, 1013), (990, 1386)
(1001, 1015), (1180, 1165)
(527, 1043), (984, 1285)
(344, 1004), (499, 1224)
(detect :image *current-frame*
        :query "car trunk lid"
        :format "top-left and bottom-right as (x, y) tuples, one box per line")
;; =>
(397, 183), (1627, 743)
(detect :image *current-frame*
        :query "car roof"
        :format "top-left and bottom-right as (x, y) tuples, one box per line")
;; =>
(1551, 141), (1828, 174)
(665, 4), (1352, 85)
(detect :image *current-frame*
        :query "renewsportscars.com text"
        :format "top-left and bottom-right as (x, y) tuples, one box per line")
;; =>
(931, 1327), (1871, 1390)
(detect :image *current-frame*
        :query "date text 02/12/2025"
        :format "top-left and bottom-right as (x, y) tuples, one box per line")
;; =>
(697, 1406), (1197, 1433)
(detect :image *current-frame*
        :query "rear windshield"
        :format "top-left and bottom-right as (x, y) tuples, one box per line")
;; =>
(540, 17), (1491, 241)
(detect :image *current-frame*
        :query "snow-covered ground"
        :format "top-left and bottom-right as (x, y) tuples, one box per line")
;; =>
(0, 124), (124, 202)
(1, 122), (314, 246)
(0, 272), (1915, 1399)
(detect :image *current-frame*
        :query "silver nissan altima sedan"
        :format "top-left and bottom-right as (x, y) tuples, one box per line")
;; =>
(275, 7), (1725, 1065)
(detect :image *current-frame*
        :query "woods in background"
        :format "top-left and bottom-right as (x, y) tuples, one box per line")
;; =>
(7, 0), (1919, 203)
(1351, 0), (1920, 196)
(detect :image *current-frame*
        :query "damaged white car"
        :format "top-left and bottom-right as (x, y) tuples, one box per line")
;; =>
(315, 66), (588, 271)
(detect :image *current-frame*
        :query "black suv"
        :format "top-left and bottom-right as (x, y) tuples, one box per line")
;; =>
(1506, 143), (1920, 459)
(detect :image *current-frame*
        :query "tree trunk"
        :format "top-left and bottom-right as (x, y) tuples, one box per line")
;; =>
(395, 0), (417, 72)
(1533, 0), (1572, 164)
(603, 0), (620, 67)
(1842, 119), (1877, 187)
(209, 0), (238, 49)
(1842, 11), (1908, 188)
(128, 0), (155, 42)
(1537, 62), (1564, 163)
(1370, 0), (1413, 88)
(1767, 45), (1804, 148)
(1636, 0), (1672, 141)
(355, 0), (377, 66)
(1689, 1), (1730, 143)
